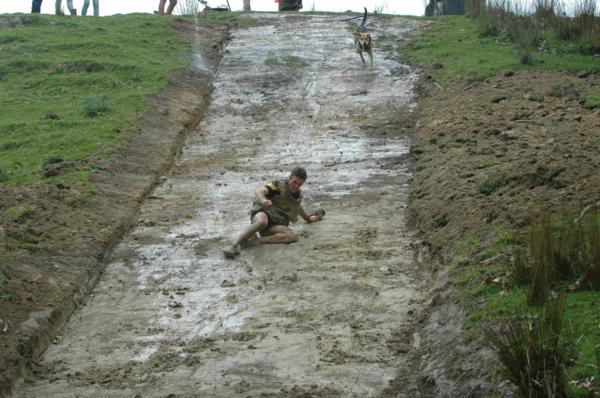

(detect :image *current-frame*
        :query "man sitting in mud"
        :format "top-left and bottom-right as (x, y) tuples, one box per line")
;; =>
(223, 167), (323, 259)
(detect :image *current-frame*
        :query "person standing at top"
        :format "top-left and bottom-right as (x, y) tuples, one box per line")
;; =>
(82, 0), (99, 16)
(55, 0), (77, 15)
(159, 0), (177, 15)
(31, 0), (43, 13)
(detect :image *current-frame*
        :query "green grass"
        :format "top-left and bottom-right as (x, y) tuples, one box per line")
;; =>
(403, 16), (600, 86)
(455, 217), (600, 397)
(565, 290), (600, 393)
(585, 91), (600, 109)
(1, 205), (32, 223)
(466, 286), (599, 396)
(0, 13), (191, 186)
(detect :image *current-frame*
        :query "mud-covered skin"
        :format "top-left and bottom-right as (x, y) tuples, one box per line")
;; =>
(14, 14), (424, 397)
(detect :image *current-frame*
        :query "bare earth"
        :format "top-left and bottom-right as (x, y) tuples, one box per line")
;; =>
(405, 67), (600, 397)
(12, 14), (425, 397)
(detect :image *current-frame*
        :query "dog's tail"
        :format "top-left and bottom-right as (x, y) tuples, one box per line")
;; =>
(361, 7), (367, 26)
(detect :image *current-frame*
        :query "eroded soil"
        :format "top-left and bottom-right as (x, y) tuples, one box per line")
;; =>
(13, 14), (425, 397)
(406, 70), (600, 396)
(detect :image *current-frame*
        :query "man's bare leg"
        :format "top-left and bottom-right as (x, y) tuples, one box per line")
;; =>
(223, 213), (268, 258)
(258, 225), (299, 244)
(158, 0), (166, 14)
(233, 213), (268, 246)
(166, 0), (177, 15)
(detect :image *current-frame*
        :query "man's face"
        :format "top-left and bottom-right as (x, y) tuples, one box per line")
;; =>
(288, 175), (305, 193)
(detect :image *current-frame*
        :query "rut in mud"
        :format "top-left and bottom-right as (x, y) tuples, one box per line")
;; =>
(15, 14), (423, 397)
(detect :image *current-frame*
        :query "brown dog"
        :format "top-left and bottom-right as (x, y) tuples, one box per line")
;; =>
(353, 8), (373, 67)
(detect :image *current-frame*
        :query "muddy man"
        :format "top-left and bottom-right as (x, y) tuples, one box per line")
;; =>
(223, 167), (324, 259)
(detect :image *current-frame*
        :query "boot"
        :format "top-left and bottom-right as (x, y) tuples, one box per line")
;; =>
(223, 243), (241, 259)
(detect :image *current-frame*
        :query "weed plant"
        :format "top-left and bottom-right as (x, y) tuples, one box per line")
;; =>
(510, 211), (600, 305)
(479, 172), (508, 195)
(82, 94), (110, 117)
(458, 212), (600, 395)
(488, 295), (576, 397)
(528, 214), (556, 305)
(402, 15), (598, 86)
(466, 0), (599, 64)
(585, 91), (600, 109)
(465, 0), (486, 17)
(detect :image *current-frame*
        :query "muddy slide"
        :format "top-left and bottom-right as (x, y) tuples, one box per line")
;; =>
(15, 14), (423, 397)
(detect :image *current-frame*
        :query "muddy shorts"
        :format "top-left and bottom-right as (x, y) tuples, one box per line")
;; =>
(250, 209), (274, 229)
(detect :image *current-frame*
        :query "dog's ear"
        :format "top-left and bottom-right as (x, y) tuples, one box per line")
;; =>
(353, 31), (359, 37)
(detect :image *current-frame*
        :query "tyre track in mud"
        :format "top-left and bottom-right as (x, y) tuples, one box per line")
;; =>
(15, 14), (423, 398)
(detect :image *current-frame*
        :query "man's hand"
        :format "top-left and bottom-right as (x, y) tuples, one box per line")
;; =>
(307, 213), (321, 223)
(260, 199), (272, 208)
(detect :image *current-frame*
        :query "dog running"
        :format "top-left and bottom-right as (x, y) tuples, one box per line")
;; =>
(353, 7), (373, 67)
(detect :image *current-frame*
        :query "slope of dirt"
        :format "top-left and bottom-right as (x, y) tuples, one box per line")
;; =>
(0, 20), (227, 397)
(405, 70), (600, 396)
(13, 13), (427, 398)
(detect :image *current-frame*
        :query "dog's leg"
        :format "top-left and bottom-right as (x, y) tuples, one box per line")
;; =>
(368, 49), (373, 67)
(357, 49), (366, 66)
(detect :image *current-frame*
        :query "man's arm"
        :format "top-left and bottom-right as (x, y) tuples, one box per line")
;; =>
(299, 206), (321, 223)
(255, 187), (272, 208)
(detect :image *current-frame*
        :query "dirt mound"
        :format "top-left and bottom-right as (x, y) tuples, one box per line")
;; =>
(407, 70), (600, 396)
(0, 20), (227, 397)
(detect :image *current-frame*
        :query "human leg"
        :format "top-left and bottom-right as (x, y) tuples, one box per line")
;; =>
(257, 225), (299, 244)
(55, 0), (62, 15)
(235, 212), (269, 245)
(158, 0), (167, 15)
(166, 0), (177, 15)
(92, 0), (99, 16)
(81, 0), (89, 15)
(31, 0), (43, 13)
(223, 212), (269, 258)
(66, 0), (76, 15)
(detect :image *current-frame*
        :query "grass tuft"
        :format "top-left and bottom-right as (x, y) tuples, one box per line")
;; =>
(0, 169), (8, 183)
(82, 94), (110, 117)
(41, 156), (63, 170)
(479, 172), (508, 195)
(488, 295), (576, 398)
(584, 91), (600, 109)
(1, 206), (32, 223)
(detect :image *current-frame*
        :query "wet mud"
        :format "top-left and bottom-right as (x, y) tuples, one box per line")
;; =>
(15, 14), (423, 397)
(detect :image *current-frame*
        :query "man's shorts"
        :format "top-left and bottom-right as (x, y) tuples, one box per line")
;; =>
(250, 209), (274, 229)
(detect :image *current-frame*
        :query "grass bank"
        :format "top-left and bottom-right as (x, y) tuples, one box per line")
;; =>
(0, 14), (197, 187)
(402, 16), (599, 86)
